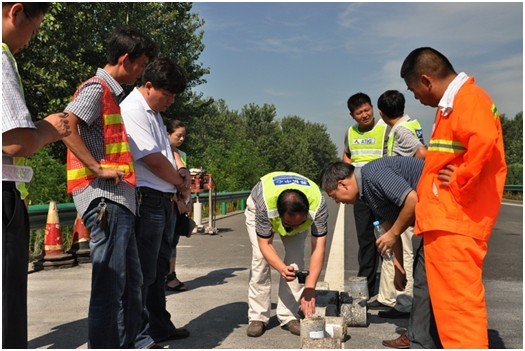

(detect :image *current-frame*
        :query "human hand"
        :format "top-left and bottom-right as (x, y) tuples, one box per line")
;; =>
(376, 231), (396, 258)
(393, 263), (407, 291)
(43, 112), (71, 140)
(95, 166), (126, 185)
(437, 164), (457, 187)
(280, 265), (297, 282)
(300, 287), (316, 318)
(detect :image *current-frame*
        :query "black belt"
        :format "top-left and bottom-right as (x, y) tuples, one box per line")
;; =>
(137, 187), (174, 199)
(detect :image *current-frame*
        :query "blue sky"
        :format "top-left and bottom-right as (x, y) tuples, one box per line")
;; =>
(190, 2), (523, 155)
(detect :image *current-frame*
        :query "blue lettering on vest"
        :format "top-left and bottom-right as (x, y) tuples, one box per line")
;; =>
(353, 138), (376, 145)
(273, 175), (310, 186)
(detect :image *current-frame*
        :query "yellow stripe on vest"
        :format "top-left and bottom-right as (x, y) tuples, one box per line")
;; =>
(67, 163), (134, 180)
(105, 113), (123, 125)
(106, 142), (130, 155)
(428, 139), (466, 154)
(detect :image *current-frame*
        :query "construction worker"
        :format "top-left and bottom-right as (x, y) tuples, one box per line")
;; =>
(63, 28), (157, 348)
(379, 47), (507, 348)
(245, 172), (328, 337)
(342, 92), (389, 301)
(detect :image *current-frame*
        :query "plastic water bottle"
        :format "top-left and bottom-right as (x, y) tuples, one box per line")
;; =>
(373, 220), (394, 261)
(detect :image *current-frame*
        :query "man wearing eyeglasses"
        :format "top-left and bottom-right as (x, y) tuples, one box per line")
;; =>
(245, 172), (328, 338)
(2, 3), (71, 348)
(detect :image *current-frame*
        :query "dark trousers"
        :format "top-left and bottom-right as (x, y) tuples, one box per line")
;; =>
(134, 188), (178, 348)
(353, 198), (380, 297)
(2, 182), (29, 349)
(83, 198), (142, 348)
(408, 236), (442, 348)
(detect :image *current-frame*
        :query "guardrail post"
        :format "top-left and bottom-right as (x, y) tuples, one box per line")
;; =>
(221, 202), (227, 215)
(240, 198), (246, 211)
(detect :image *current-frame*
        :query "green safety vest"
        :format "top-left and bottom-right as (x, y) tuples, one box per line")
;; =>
(2, 43), (29, 199)
(347, 120), (388, 167)
(261, 172), (322, 237)
(386, 119), (424, 156)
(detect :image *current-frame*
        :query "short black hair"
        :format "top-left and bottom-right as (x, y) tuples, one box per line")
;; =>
(2, 3), (51, 18)
(320, 161), (355, 193)
(276, 189), (309, 218)
(377, 90), (405, 119)
(140, 57), (187, 94)
(400, 47), (456, 85)
(107, 27), (157, 65)
(347, 92), (372, 114)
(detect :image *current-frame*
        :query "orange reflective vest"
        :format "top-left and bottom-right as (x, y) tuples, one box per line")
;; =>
(414, 77), (507, 241)
(66, 77), (136, 193)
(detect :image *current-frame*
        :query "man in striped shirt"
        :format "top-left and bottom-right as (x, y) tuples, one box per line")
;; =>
(321, 157), (441, 348)
(62, 28), (157, 348)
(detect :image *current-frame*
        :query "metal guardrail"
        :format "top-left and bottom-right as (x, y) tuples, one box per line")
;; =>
(504, 184), (523, 192)
(28, 190), (251, 230)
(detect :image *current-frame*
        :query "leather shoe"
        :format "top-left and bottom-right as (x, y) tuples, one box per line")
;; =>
(154, 328), (190, 343)
(281, 319), (300, 336)
(367, 300), (390, 309)
(247, 321), (265, 337)
(382, 334), (410, 349)
(378, 307), (410, 319)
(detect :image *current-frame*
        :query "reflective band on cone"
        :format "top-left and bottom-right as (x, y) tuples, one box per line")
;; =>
(33, 201), (76, 271)
(67, 213), (91, 262)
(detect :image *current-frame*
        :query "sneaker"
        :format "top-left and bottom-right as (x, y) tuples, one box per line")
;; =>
(281, 319), (300, 336)
(247, 321), (265, 337)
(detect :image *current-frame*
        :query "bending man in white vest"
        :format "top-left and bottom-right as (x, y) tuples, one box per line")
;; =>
(245, 172), (328, 337)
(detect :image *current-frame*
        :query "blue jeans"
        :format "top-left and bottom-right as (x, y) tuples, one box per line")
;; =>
(83, 198), (142, 349)
(134, 188), (178, 348)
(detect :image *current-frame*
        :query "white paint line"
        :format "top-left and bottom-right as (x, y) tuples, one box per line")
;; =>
(323, 203), (346, 292)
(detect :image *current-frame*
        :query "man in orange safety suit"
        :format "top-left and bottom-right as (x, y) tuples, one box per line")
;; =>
(378, 47), (507, 348)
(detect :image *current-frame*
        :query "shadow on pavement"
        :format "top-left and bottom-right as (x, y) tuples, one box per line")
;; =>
(489, 328), (505, 348)
(167, 267), (247, 294)
(163, 301), (248, 349)
(28, 318), (87, 349)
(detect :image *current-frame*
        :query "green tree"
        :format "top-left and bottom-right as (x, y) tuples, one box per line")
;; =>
(17, 2), (209, 161)
(501, 112), (523, 185)
(25, 147), (71, 205)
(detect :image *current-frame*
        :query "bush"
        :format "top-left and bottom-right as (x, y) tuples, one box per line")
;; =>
(506, 163), (523, 186)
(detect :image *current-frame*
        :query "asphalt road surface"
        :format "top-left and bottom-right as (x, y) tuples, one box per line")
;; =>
(27, 197), (522, 349)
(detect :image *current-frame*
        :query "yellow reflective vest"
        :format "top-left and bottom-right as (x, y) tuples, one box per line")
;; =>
(386, 118), (424, 156)
(347, 119), (388, 167)
(261, 172), (322, 237)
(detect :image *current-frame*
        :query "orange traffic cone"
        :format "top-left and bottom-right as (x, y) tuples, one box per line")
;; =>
(67, 213), (91, 263)
(33, 201), (76, 271)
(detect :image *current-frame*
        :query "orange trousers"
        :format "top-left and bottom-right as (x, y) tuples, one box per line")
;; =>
(424, 230), (489, 348)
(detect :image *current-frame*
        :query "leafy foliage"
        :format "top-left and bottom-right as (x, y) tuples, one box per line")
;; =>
(500, 112), (523, 167)
(17, 2), (210, 161)
(25, 147), (71, 205)
(186, 100), (339, 191)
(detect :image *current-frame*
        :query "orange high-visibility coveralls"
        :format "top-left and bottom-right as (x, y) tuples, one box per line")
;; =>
(414, 77), (507, 348)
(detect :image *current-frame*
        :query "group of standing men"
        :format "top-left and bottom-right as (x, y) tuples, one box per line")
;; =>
(245, 46), (507, 350)
(3, 2), (508, 350)
(3, 3), (191, 349)
(324, 46), (507, 349)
